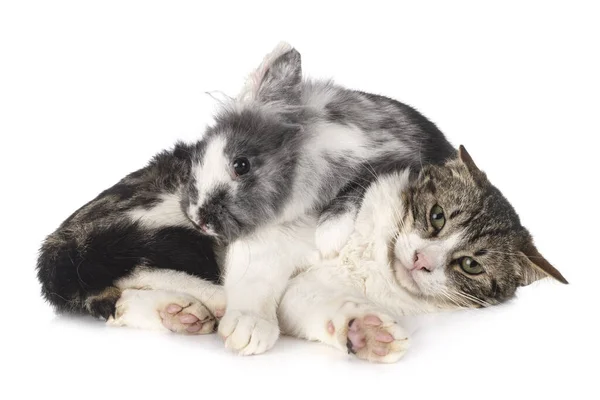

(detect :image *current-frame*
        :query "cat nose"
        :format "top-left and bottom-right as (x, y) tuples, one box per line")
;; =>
(413, 252), (432, 272)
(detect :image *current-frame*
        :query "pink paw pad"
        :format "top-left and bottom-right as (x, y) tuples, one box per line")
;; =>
(327, 321), (335, 335)
(159, 302), (215, 335)
(346, 315), (393, 357)
(166, 304), (183, 314)
(179, 314), (199, 324)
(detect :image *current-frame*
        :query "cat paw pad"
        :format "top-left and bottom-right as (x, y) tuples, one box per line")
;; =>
(343, 314), (409, 363)
(160, 301), (216, 335)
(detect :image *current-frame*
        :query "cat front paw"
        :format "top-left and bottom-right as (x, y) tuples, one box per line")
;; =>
(328, 303), (409, 363)
(343, 314), (409, 363)
(218, 310), (280, 355)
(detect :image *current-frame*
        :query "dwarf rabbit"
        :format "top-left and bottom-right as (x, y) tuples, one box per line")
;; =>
(183, 43), (455, 354)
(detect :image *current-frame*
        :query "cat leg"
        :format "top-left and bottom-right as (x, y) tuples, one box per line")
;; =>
(115, 267), (226, 318)
(108, 289), (217, 334)
(109, 268), (226, 333)
(279, 272), (410, 363)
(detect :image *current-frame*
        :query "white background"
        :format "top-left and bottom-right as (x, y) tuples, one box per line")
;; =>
(1, 1), (598, 399)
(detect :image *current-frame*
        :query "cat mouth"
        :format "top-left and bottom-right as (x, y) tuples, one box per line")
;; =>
(392, 259), (422, 295)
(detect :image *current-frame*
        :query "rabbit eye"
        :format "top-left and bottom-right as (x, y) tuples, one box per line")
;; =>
(232, 157), (250, 176)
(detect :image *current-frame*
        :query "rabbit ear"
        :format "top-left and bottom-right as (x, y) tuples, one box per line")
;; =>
(238, 42), (302, 105)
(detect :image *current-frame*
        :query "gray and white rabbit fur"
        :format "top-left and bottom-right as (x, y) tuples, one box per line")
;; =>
(180, 42), (459, 354)
(38, 42), (457, 354)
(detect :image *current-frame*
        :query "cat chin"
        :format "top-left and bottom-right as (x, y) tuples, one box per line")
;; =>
(392, 259), (423, 296)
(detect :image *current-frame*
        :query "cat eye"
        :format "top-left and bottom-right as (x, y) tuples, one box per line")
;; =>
(232, 157), (251, 176)
(429, 204), (446, 231)
(459, 257), (484, 275)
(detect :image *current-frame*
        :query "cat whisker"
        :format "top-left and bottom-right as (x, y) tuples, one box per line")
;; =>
(453, 290), (491, 308)
(483, 250), (523, 257)
(438, 289), (468, 308)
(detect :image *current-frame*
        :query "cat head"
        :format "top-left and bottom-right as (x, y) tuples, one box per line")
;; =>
(392, 146), (567, 308)
(181, 43), (304, 241)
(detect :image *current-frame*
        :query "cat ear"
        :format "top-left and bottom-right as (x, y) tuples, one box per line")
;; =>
(237, 42), (302, 105)
(458, 145), (481, 173)
(520, 240), (568, 285)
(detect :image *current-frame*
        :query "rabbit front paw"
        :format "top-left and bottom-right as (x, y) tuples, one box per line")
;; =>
(218, 310), (280, 355)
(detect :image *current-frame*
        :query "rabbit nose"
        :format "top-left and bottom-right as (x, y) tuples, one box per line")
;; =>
(412, 252), (432, 272)
(198, 221), (212, 233)
(191, 217), (210, 233)
(190, 219), (202, 230)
